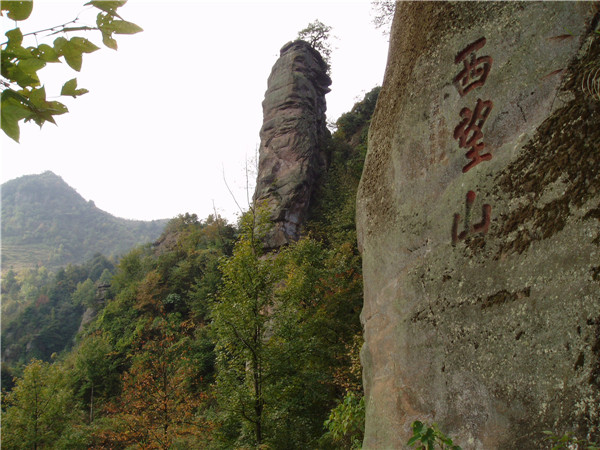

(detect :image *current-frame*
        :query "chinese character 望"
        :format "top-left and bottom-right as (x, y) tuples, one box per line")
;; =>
(454, 98), (493, 173)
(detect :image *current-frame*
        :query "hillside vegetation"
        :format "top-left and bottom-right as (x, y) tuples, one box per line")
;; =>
(1, 171), (168, 271)
(1, 87), (379, 449)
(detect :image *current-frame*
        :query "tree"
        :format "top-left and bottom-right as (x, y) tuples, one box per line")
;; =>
(1, 1), (142, 142)
(72, 278), (96, 308)
(297, 19), (333, 70)
(95, 317), (212, 448)
(71, 332), (119, 424)
(212, 207), (362, 448)
(211, 208), (281, 447)
(1, 359), (78, 449)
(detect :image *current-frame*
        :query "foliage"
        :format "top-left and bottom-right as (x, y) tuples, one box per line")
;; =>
(1, 172), (167, 271)
(1, 0), (142, 142)
(308, 86), (381, 248)
(544, 430), (600, 450)
(1, 86), (380, 448)
(407, 421), (462, 450)
(212, 205), (364, 448)
(1, 253), (115, 368)
(297, 19), (333, 70)
(1, 359), (79, 449)
(322, 391), (365, 449)
(94, 317), (213, 448)
(371, 0), (396, 32)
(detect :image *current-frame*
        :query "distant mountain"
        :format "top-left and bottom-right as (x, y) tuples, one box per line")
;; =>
(1, 171), (169, 271)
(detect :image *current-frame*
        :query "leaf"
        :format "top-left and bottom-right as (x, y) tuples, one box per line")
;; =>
(70, 37), (101, 54)
(85, 0), (126, 18)
(407, 435), (421, 446)
(104, 19), (143, 35)
(61, 78), (89, 97)
(47, 101), (68, 115)
(412, 421), (424, 434)
(101, 31), (118, 50)
(61, 41), (83, 71)
(2, 1), (33, 21)
(6, 65), (39, 87)
(28, 86), (47, 107)
(53, 37), (68, 55)
(17, 57), (45, 75)
(5, 27), (23, 49)
(1, 95), (31, 142)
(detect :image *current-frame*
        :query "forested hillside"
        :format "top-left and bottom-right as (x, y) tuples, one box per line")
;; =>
(1, 171), (168, 271)
(1, 88), (379, 449)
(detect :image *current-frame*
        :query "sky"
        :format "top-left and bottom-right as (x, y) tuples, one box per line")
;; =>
(1, 1), (391, 223)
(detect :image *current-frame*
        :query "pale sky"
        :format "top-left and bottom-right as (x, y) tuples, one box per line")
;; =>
(1, 1), (390, 223)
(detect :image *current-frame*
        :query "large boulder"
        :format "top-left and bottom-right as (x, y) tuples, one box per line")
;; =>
(357, 2), (600, 449)
(254, 40), (331, 248)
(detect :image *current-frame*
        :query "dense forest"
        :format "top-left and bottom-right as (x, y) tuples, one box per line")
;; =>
(1, 88), (380, 449)
(1, 171), (168, 271)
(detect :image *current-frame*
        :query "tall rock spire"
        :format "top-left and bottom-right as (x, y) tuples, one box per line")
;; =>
(253, 40), (331, 249)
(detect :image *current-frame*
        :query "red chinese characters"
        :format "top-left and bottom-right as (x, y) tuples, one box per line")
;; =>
(453, 37), (492, 97)
(451, 38), (494, 244)
(454, 98), (494, 173)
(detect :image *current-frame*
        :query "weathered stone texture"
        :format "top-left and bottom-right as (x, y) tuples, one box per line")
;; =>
(357, 2), (600, 449)
(254, 40), (331, 248)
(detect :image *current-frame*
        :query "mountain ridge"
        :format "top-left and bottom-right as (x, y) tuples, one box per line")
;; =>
(1, 171), (168, 271)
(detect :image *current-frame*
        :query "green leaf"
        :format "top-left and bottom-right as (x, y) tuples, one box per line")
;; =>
(53, 37), (68, 55)
(28, 86), (46, 107)
(407, 435), (421, 446)
(104, 19), (143, 35)
(1, 95), (31, 142)
(85, 0), (126, 17)
(61, 78), (88, 97)
(5, 27), (23, 49)
(6, 65), (39, 87)
(2, 1), (33, 21)
(36, 44), (59, 62)
(61, 41), (83, 71)
(17, 57), (45, 75)
(101, 31), (118, 50)
(412, 421), (424, 434)
(70, 37), (100, 54)
(46, 101), (68, 116)
(47, 101), (68, 115)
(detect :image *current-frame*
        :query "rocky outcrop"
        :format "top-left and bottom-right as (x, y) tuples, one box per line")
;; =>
(254, 40), (331, 248)
(357, 2), (600, 449)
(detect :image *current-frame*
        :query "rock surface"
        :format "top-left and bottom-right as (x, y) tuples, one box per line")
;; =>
(357, 3), (600, 449)
(254, 40), (331, 248)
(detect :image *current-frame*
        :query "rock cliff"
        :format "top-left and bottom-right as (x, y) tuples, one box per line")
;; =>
(254, 40), (331, 248)
(357, 2), (600, 449)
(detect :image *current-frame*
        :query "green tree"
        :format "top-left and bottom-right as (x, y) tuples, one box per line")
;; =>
(211, 208), (280, 447)
(212, 207), (362, 448)
(297, 19), (333, 70)
(1, 0), (142, 142)
(1, 359), (78, 449)
(71, 332), (119, 423)
(72, 278), (96, 308)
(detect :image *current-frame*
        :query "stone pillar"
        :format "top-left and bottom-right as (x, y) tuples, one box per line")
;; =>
(254, 40), (331, 249)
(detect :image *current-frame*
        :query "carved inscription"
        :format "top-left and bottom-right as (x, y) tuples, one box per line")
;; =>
(452, 190), (492, 244)
(451, 37), (494, 244)
(454, 98), (494, 173)
(453, 37), (492, 97)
